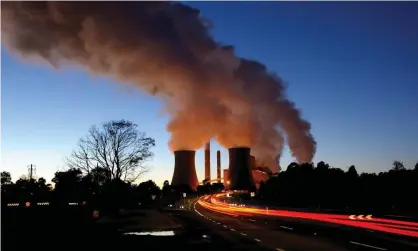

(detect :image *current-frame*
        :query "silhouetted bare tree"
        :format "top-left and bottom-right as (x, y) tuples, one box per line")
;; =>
(66, 120), (155, 182)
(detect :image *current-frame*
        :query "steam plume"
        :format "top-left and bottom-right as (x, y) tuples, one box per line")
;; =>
(1, 2), (316, 171)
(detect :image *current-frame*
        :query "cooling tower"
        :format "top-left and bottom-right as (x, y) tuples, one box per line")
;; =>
(171, 150), (199, 191)
(228, 147), (256, 191)
(217, 150), (221, 180)
(249, 155), (256, 169)
(204, 142), (211, 181)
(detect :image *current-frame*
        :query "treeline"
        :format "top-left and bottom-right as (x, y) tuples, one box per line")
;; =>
(0, 168), (183, 213)
(258, 161), (418, 214)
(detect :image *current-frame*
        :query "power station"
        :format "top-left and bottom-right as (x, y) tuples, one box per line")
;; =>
(170, 144), (270, 192)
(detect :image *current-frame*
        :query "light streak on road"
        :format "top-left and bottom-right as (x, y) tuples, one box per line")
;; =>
(349, 241), (387, 250)
(197, 193), (418, 238)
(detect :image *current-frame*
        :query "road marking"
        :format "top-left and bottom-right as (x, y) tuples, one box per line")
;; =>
(349, 241), (387, 250)
(249, 219), (256, 222)
(217, 222), (221, 224)
(240, 233), (247, 236)
(254, 238), (261, 242)
(223, 225), (228, 228)
(276, 248), (286, 251)
(280, 226), (294, 231)
(230, 228), (236, 231)
(194, 201), (208, 220)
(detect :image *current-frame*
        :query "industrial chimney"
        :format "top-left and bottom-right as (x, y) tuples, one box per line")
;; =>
(204, 142), (211, 181)
(217, 150), (221, 181)
(228, 147), (256, 191)
(171, 150), (199, 191)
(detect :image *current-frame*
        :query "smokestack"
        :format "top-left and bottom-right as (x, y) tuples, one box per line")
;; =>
(171, 150), (198, 191)
(228, 147), (255, 191)
(204, 142), (211, 181)
(217, 150), (221, 181)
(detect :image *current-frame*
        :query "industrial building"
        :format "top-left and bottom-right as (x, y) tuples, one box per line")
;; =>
(170, 144), (271, 192)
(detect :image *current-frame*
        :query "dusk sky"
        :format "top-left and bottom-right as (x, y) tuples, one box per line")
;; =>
(2, 2), (418, 187)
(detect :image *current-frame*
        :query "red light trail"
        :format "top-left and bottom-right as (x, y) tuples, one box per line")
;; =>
(197, 193), (418, 238)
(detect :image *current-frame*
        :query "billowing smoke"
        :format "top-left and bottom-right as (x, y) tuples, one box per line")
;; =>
(1, 2), (316, 172)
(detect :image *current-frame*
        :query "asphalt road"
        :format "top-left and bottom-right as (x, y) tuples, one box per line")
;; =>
(193, 201), (418, 251)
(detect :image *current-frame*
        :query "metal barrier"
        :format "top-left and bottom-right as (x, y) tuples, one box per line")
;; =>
(6, 201), (84, 207)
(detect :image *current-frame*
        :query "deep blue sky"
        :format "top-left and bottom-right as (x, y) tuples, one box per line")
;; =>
(2, 2), (418, 186)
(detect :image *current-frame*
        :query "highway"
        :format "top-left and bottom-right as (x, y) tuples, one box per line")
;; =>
(194, 193), (418, 251)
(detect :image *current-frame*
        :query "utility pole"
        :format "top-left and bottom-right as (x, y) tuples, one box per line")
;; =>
(27, 164), (36, 180)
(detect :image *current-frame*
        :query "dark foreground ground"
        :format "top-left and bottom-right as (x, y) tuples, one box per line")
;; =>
(3, 204), (418, 251)
(2, 206), (96, 251)
(2, 206), (272, 251)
